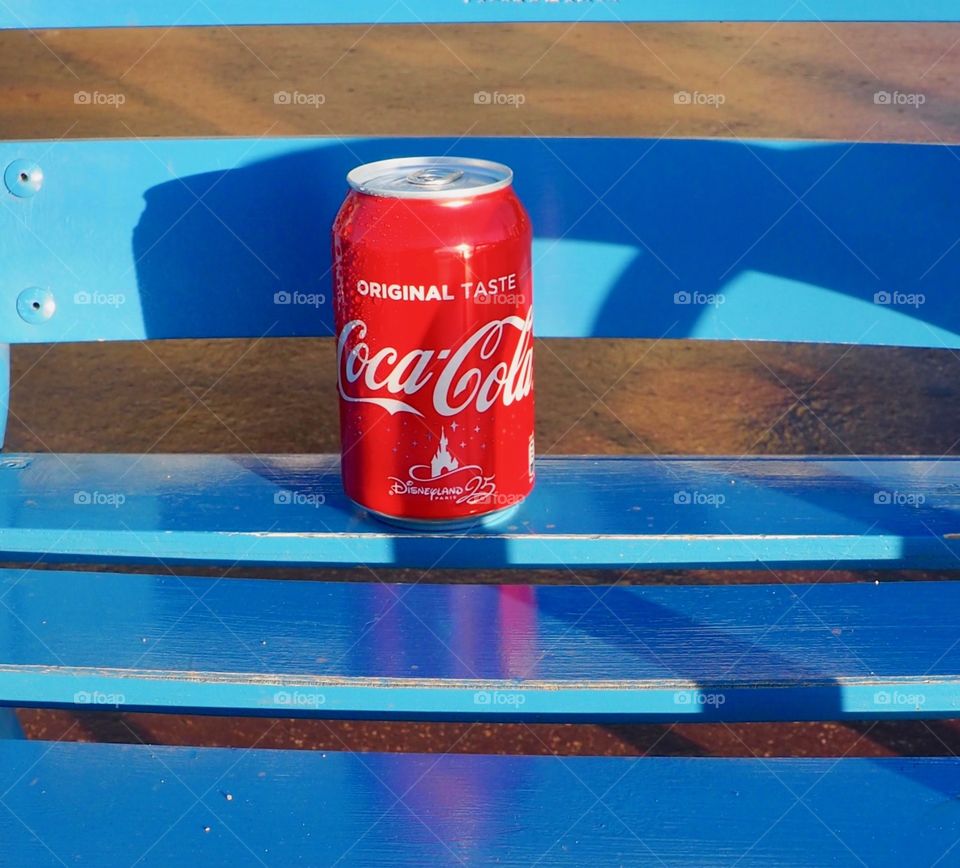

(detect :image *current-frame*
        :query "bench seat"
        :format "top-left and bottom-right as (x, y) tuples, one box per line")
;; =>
(2, 453), (959, 569)
(0, 567), (957, 721)
(2, 740), (958, 865)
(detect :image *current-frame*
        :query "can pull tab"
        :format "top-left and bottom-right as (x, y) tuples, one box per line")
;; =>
(405, 167), (465, 188)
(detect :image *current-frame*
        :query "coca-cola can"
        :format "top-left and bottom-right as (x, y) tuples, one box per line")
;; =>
(332, 156), (535, 528)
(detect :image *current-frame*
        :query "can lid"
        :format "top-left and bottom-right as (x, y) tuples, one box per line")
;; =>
(346, 157), (513, 200)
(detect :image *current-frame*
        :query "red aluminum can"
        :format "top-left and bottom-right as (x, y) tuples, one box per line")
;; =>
(332, 157), (534, 528)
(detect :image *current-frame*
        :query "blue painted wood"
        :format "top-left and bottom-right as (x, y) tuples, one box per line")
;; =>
(0, 567), (957, 721)
(0, 344), (7, 448)
(1, 453), (959, 569)
(0, 710), (22, 739)
(1, 1), (958, 28)
(2, 137), (959, 347)
(1, 741), (959, 866)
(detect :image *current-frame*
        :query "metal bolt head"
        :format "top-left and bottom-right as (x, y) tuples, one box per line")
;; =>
(16, 287), (56, 323)
(4, 160), (43, 198)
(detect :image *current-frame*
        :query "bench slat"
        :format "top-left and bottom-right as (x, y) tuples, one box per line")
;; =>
(2, 1), (959, 28)
(2, 137), (958, 346)
(0, 567), (957, 720)
(0, 343), (7, 447)
(2, 453), (959, 569)
(2, 741), (959, 865)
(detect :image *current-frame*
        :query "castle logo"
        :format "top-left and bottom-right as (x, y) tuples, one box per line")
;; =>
(431, 428), (459, 477)
(388, 428), (496, 505)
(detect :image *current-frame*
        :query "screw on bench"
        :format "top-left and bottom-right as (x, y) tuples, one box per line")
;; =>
(16, 287), (55, 323)
(4, 159), (43, 197)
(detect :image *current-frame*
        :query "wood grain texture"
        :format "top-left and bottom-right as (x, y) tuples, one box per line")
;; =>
(1, 453), (959, 569)
(2, 137), (960, 346)
(0, 568), (957, 720)
(1, 741), (959, 865)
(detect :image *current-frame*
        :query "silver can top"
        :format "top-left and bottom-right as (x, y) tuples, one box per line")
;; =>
(346, 156), (513, 200)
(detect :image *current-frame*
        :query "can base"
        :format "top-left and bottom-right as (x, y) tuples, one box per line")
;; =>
(363, 501), (521, 532)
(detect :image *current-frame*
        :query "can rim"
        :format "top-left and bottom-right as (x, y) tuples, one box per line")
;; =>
(346, 156), (513, 200)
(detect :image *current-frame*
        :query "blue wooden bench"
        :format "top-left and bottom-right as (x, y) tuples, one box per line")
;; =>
(3, 2), (960, 864)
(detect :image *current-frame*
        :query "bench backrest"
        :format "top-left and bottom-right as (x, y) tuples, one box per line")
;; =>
(2, 4), (956, 355)
(3, 6), (956, 450)
(2, 135), (960, 351)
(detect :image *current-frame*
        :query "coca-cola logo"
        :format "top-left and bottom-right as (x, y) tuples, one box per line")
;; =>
(337, 310), (534, 417)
